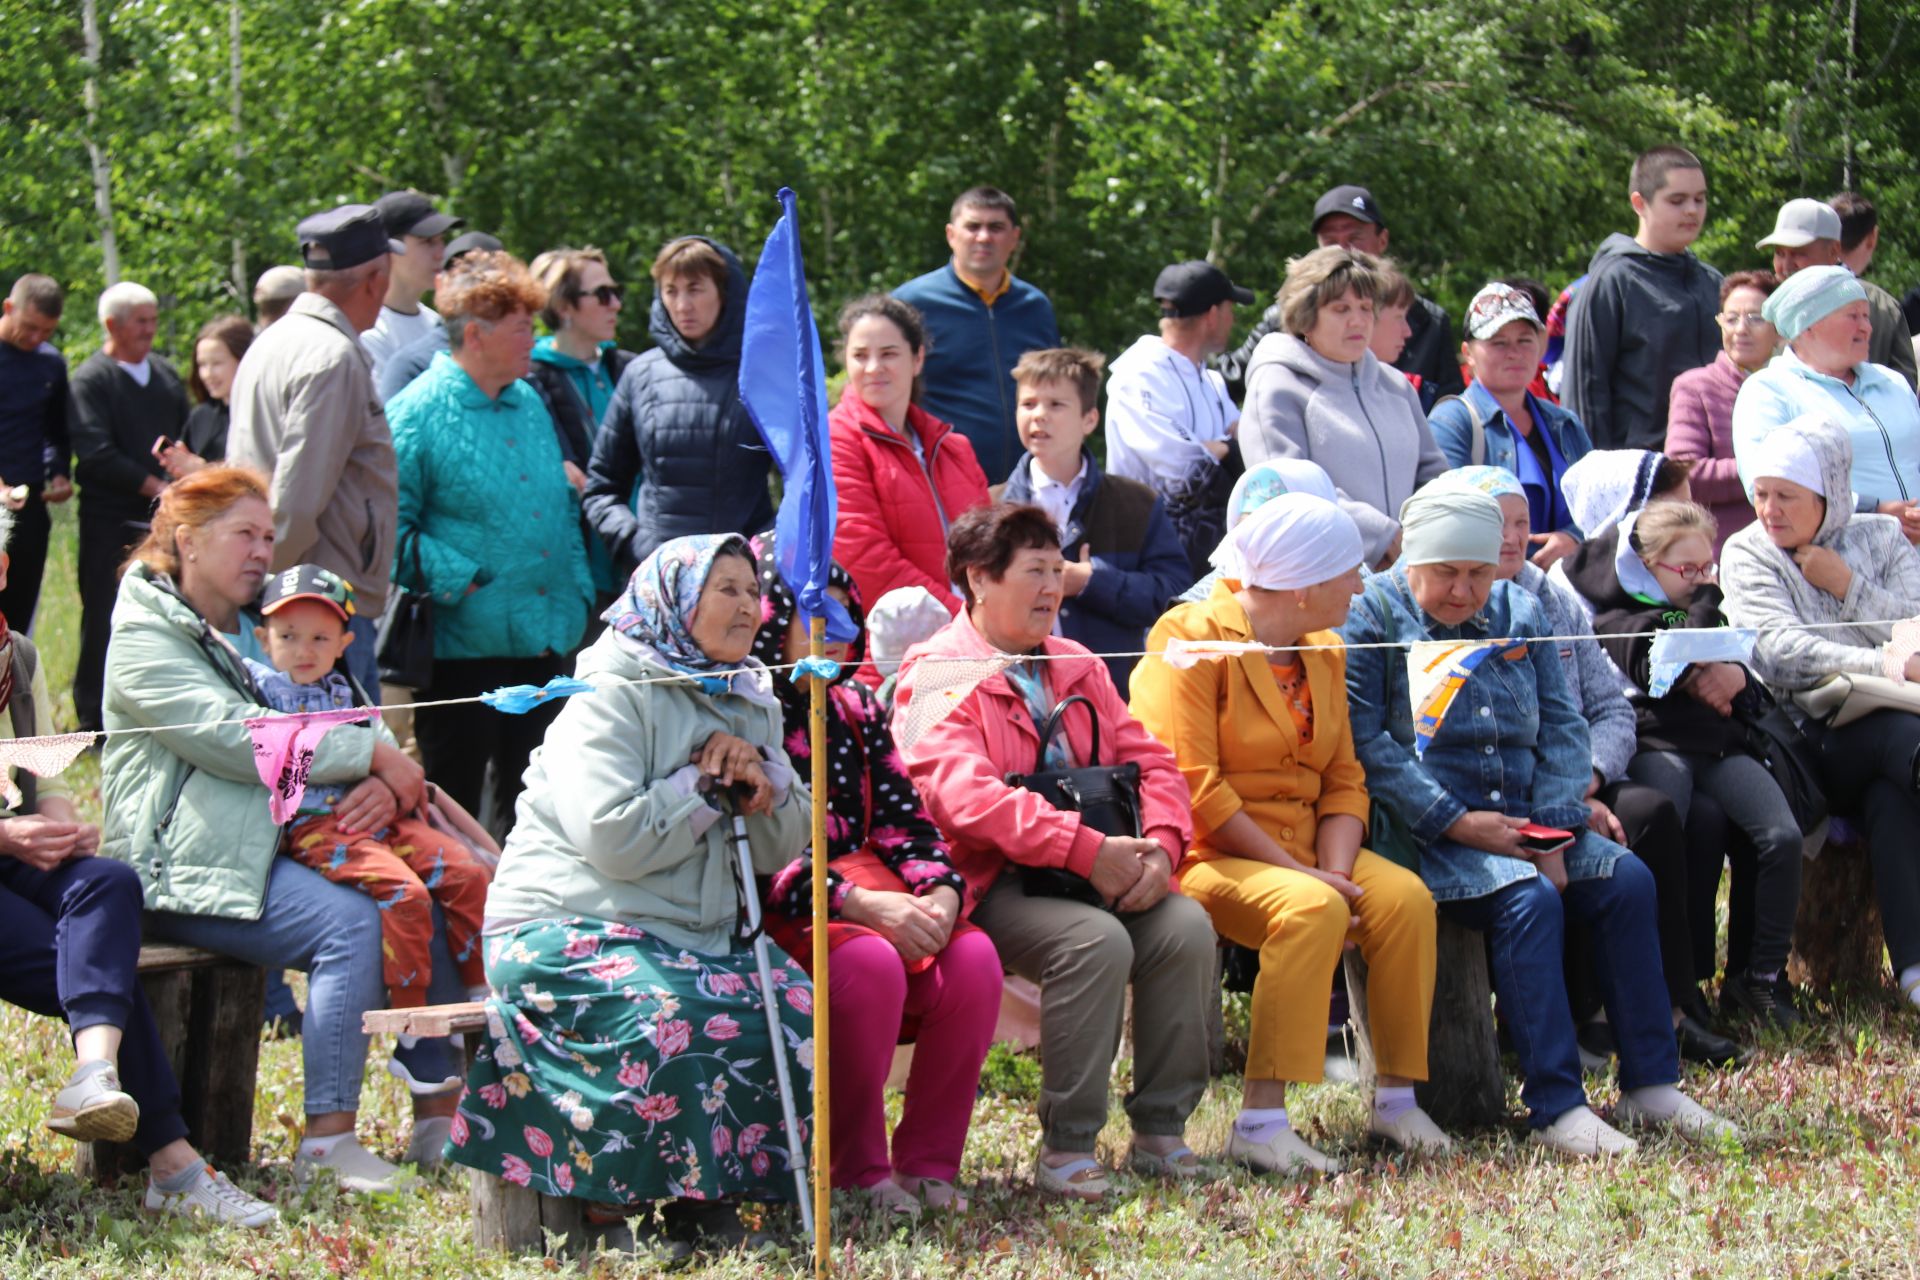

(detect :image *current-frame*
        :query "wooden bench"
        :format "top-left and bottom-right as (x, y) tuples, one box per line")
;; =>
(363, 1003), (586, 1255)
(1343, 917), (1505, 1129)
(78, 944), (265, 1182)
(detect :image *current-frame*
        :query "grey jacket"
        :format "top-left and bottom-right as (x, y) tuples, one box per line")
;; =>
(484, 628), (811, 955)
(1719, 414), (1920, 694)
(1238, 333), (1449, 564)
(1514, 561), (1637, 784)
(227, 292), (398, 612)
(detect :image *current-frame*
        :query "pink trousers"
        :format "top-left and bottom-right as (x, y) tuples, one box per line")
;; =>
(827, 929), (1003, 1188)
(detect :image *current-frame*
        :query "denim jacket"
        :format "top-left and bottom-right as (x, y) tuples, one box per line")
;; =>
(1428, 382), (1593, 536)
(1340, 567), (1625, 902)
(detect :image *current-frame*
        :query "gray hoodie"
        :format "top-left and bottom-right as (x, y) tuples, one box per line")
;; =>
(1238, 333), (1449, 563)
(1562, 233), (1723, 453)
(1719, 415), (1920, 693)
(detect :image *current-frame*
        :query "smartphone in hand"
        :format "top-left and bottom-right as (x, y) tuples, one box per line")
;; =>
(1515, 822), (1575, 857)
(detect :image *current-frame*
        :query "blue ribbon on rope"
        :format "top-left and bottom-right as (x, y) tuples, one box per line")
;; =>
(788, 656), (842, 684)
(480, 675), (597, 714)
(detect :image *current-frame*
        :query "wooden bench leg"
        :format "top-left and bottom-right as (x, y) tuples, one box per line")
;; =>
(1790, 835), (1887, 993)
(456, 1031), (585, 1254)
(1344, 916), (1504, 1130)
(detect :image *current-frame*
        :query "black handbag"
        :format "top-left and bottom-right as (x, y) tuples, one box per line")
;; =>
(375, 532), (436, 689)
(1006, 693), (1143, 910)
(1733, 684), (1829, 838)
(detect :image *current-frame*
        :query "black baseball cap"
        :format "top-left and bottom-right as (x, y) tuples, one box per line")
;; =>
(1153, 261), (1255, 317)
(296, 204), (406, 271)
(441, 231), (503, 271)
(374, 190), (464, 241)
(1311, 184), (1385, 230)
(260, 564), (357, 622)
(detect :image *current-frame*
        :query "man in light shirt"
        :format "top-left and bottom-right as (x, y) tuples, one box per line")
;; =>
(359, 191), (462, 388)
(1105, 260), (1252, 576)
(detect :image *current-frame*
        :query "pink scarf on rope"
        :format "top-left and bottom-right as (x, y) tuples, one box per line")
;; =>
(244, 708), (377, 823)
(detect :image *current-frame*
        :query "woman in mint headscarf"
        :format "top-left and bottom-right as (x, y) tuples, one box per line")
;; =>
(448, 533), (814, 1248)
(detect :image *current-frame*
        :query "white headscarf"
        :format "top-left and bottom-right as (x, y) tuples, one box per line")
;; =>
(865, 586), (952, 677)
(1217, 493), (1364, 591)
(1223, 459), (1339, 532)
(1741, 418), (1827, 499)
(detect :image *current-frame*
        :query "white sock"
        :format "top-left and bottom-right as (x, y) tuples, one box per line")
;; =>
(1624, 1084), (1689, 1120)
(466, 984), (491, 1002)
(1373, 1086), (1418, 1124)
(1900, 964), (1920, 1005)
(300, 1131), (351, 1161)
(1234, 1106), (1290, 1141)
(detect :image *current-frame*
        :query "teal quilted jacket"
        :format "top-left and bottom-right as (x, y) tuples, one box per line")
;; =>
(388, 353), (593, 660)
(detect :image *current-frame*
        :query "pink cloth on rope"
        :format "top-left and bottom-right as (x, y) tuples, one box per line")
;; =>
(0, 732), (98, 810)
(245, 708), (376, 823)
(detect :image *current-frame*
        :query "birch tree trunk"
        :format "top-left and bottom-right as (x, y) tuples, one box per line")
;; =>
(82, 0), (120, 285)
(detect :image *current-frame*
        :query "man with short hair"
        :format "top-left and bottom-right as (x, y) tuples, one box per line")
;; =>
(228, 204), (403, 691)
(0, 275), (76, 629)
(1562, 145), (1723, 450)
(253, 266), (307, 327)
(893, 186), (1060, 483)
(375, 231), (503, 404)
(1106, 260), (1253, 575)
(359, 191), (463, 389)
(70, 281), (187, 731)
(1219, 185), (1465, 403)
(1753, 194), (1916, 390)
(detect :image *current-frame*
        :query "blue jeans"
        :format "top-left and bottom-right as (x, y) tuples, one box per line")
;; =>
(1440, 855), (1679, 1127)
(346, 612), (381, 694)
(146, 857), (462, 1115)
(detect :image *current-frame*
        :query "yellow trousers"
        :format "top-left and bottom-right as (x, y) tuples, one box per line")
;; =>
(1178, 849), (1436, 1083)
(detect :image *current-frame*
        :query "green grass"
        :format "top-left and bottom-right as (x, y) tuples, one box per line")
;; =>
(4, 506), (1919, 1277)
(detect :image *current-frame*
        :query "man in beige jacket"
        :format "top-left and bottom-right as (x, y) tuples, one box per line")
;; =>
(228, 204), (401, 690)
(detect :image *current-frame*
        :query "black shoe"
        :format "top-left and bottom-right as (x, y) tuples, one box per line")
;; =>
(662, 1200), (785, 1253)
(1721, 971), (1803, 1031)
(1576, 1017), (1616, 1070)
(590, 1209), (694, 1269)
(1675, 1012), (1749, 1066)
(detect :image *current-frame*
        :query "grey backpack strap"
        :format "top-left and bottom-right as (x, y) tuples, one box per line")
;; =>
(1434, 394), (1487, 466)
(8, 637), (38, 814)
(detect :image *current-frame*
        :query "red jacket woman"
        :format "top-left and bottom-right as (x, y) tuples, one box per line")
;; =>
(829, 296), (990, 618)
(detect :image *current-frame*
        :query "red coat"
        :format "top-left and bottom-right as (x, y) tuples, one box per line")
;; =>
(893, 608), (1194, 917)
(830, 394), (990, 617)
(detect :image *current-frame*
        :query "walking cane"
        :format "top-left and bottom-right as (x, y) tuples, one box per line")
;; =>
(722, 790), (816, 1239)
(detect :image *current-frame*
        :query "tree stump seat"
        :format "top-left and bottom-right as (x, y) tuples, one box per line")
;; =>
(363, 1002), (585, 1255)
(77, 944), (265, 1183)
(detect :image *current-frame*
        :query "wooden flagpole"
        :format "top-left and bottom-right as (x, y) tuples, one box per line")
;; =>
(808, 614), (832, 1273)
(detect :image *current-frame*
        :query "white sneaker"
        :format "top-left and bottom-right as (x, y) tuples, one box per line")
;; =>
(1226, 1124), (1344, 1176)
(1370, 1104), (1454, 1153)
(1529, 1104), (1638, 1158)
(294, 1135), (415, 1194)
(387, 1039), (461, 1096)
(404, 1115), (452, 1169)
(46, 1060), (139, 1144)
(1615, 1091), (1742, 1144)
(144, 1164), (280, 1229)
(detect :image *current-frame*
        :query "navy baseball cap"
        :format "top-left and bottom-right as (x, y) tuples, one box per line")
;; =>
(1312, 185), (1386, 230)
(441, 230), (503, 270)
(375, 190), (464, 241)
(296, 204), (405, 271)
(1153, 261), (1256, 317)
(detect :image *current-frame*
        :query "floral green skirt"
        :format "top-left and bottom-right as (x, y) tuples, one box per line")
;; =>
(445, 917), (814, 1204)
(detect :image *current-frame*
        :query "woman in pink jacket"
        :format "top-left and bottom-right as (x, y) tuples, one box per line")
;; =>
(829, 295), (991, 625)
(1665, 270), (1780, 553)
(894, 503), (1216, 1203)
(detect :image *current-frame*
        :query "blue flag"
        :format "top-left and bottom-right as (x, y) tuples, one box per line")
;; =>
(739, 188), (857, 643)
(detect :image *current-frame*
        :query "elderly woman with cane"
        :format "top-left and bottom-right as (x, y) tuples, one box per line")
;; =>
(446, 533), (814, 1260)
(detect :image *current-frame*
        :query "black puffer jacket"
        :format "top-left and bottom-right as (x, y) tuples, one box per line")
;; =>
(581, 238), (776, 577)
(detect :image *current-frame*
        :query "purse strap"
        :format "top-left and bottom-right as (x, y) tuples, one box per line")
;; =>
(1030, 692), (1100, 772)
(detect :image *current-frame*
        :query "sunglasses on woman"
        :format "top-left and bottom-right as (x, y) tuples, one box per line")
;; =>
(582, 284), (623, 306)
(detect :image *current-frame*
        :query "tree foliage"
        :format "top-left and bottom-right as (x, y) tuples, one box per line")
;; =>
(5, 0), (1920, 365)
